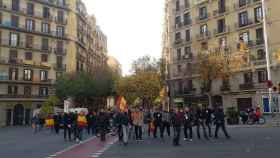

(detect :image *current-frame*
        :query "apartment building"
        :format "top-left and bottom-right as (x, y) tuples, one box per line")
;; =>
(163, 0), (280, 112)
(0, 0), (108, 126)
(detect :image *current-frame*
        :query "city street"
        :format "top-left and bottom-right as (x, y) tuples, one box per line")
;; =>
(0, 126), (280, 158)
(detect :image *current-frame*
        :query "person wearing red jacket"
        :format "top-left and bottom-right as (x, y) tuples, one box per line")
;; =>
(172, 108), (184, 146)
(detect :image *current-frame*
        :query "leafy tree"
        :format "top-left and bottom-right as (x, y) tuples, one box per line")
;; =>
(41, 96), (60, 116)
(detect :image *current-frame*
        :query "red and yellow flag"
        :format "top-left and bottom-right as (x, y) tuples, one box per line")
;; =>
(116, 96), (128, 112)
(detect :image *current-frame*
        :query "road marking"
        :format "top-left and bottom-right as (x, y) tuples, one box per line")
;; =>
(48, 136), (97, 157)
(90, 138), (118, 158)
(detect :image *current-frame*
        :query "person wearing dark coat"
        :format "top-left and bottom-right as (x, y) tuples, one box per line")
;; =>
(195, 106), (209, 140)
(63, 113), (73, 141)
(204, 107), (214, 137)
(214, 107), (230, 139)
(153, 109), (163, 138)
(97, 110), (109, 141)
(173, 108), (184, 146)
(86, 112), (95, 135)
(183, 107), (193, 141)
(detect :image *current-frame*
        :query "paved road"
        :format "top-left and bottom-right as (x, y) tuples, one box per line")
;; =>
(99, 127), (280, 158)
(0, 127), (94, 158)
(1, 127), (280, 158)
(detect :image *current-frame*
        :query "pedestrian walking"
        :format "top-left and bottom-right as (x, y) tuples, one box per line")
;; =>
(144, 109), (153, 137)
(183, 107), (193, 141)
(161, 110), (171, 138)
(63, 112), (72, 141)
(173, 108), (184, 146)
(153, 109), (163, 138)
(133, 108), (144, 141)
(204, 107), (214, 137)
(53, 113), (61, 135)
(214, 107), (231, 139)
(97, 109), (109, 142)
(195, 106), (209, 140)
(76, 112), (87, 143)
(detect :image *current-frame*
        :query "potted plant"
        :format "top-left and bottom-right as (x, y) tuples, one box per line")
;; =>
(226, 107), (239, 125)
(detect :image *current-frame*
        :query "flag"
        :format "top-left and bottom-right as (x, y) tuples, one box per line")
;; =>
(116, 96), (127, 112)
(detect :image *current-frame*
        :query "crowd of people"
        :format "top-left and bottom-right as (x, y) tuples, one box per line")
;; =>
(31, 105), (231, 146)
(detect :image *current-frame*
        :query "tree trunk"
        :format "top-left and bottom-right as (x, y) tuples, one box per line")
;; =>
(206, 93), (213, 108)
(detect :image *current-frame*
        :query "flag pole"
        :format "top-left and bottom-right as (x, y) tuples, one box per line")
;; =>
(261, 0), (273, 113)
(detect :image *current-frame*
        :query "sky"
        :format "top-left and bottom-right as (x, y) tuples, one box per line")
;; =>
(83, 0), (165, 75)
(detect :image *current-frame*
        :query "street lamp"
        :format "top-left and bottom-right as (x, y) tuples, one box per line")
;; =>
(261, 0), (273, 113)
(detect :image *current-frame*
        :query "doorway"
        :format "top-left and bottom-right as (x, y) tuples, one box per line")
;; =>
(13, 104), (24, 125)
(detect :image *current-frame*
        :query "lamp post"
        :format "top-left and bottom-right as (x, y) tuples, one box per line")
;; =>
(261, 0), (273, 113)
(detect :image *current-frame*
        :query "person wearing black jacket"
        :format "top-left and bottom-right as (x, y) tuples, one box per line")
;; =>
(214, 107), (230, 139)
(63, 113), (72, 141)
(86, 112), (95, 135)
(97, 109), (109, 141)
(204, 107), (214, 137)
(195, 106), (209, 140)
(53, 113), (61, 134)
(183, 107), (193, 141)
(153, 109), (163, 138)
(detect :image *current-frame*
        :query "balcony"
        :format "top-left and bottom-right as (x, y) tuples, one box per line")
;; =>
(175, 22), (183, 29)
(214, 26), (230, 36)
(0, 78), (53, 85)
(30, 0), (69, 9)
(54, 17), (68, 25)
(174, 38), (183, 45)
(183, 88), (196, 95)
(53, 64), (66, 71)
(239, 82), (254, 90)
(0, 94), (49, 100)
(220, 84), (231, 91)
(54, 48), (67, 56)
(235, 19), (257, 30)
(252, 59), (266, 66)
(183, 20), (192, 26)
(213, 6), (229, 17)
(196, 31), (211, 41)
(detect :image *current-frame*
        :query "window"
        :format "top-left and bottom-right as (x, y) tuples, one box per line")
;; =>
(57, 0), (65, 7)
(56, 26), (64, 37)
(56, 40), (64, 52)
(26, 35), (33, 48)
(27, 3), (34, 16)
(10, 32), (19, 46)
(56, 56), (63, 67)
(57, 10), (64, 23)
(9, 68), (18, 80)
(177, 80), (183, 94)
(177, 65), (182, 73)
(40, 70), (48, 81)
(175, 16), (181, 26)
(41, 54), (48, 62)
(219, 37), (227, 48)
(257, 49), (265, 60)
(8, 85), (18, 95)
(12, 0), (19, 11)
(176, 0), (180, 11)
(218, 0), (226, 13)
(24, 86), (32, 96)
(239, 0), (247, 7)
(9, 50), (17, 63)
(175, 32), (181, 41)
(254, 7), (263, 23)
(256, 28), (264, 45)
(184, 0), (190, 8)
(184, 13), (191, 25)
(0, 12), (2, 24)
(177, 48), (181, 61)
(26, 19), (35, 31)
(43, 7), (50, 19)
(199, 7), (207, 20)
(243, 72), (253, 83)
(200, 24), (208, 35)
(258, 70), (267, 83)
(23, 69), (33, 81)
(42, 23), (50, 33)
(25, 52), (32, 60)
(184, 46), (191, 55)
(39, 87), (48, 96)
(11, 15), (19, 27)
(41, 38), (49, 51)
(217, 18), (225, 33)
(185, 30), (190, 41)
(240, 32), (250, 43)
(239, 11), (249, 27)
(56, 72), (63, 79)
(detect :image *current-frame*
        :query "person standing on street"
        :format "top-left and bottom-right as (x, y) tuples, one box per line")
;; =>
(183, 107), (193, 141)
(53, 113), (61, 135)
(86, 111), (93, 135)
(144, 109), (153, 137)
(195, 106), (209, 140)
(133, 108), (144, 141)
(97, 109), (109, 142)
(63, 112), (72, 141)
(205, 106), (214, 137)
(161, 110), (171, 139)
(153, 109), (163, 138)
(214, 106), (231, 139)
(173, 108), (184, 146)
(76, 112), (87, 143)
